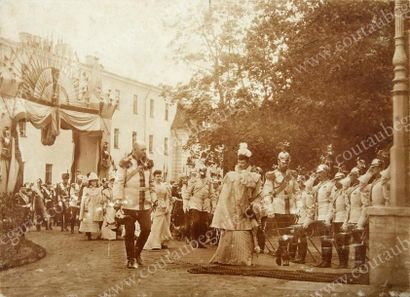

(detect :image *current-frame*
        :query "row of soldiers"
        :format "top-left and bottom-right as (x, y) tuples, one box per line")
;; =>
(256, 149), (389, 268)
(14, 173), (115, 234)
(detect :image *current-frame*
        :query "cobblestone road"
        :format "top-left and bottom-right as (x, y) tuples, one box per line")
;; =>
(0, 229), (379, 297)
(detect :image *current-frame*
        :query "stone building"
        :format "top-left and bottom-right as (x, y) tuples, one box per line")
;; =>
(0, 32), (178, 184)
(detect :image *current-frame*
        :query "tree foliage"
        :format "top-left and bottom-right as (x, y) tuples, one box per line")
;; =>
(166, 0), (394, 172)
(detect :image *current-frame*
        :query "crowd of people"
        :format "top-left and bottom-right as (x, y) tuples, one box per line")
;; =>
(13, 140), (390, 271)
(14, 171), (121, 240)
(208, 142), (390, 270)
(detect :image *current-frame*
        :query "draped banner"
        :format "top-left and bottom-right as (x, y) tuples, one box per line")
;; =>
(4, 97), (103, 141)
(0, 96), (105, 193)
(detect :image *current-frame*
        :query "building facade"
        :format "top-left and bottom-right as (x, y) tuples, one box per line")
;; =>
(0, 33), (178, 184)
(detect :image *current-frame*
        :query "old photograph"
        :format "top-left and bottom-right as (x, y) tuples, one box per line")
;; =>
(0, 0), (409, 296)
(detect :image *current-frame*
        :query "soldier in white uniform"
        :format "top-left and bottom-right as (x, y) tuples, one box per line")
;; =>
(305, 164), (334, 268)
(262, 151), (298, 266)
(344, 160), (381, 268)
(290, 175), (316, 264)
(186, 167), (214, 248)
(326, 172), (349, 268)
(113, 142), (156, 269)
(364, 164), (389, 207)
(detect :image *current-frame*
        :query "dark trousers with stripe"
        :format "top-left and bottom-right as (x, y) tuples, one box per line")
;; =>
(123, 209), (151, 261)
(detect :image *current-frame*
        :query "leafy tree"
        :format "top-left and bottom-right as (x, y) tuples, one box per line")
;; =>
(166, 0), (394, 173)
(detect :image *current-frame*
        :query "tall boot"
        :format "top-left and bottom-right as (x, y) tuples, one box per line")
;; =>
(352, 228), (366, 268)
(292, 240), (307, 264)
(257, 227), (266, 252)
(288, 236), (298, 261)
(354, 244), (366, 268)
(335, 233), (346, 268)
(315, 236), (332, 268)
(276, 237), (290, 266)
(338, 232), (350, 268)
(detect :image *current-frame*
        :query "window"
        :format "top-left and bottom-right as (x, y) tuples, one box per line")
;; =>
(132, 131), (137, 146)
(114, 128), (119, 149)
(164, 137), (168, 156)
(150, 99), (154, 118)
(133, 95), (138, 114)
(115, 89), (120, 110)
(165, 103), (169, 121)
(45, 164), (52, 184)
(149, 135), (154, 154)
(18, 120), (27, 137)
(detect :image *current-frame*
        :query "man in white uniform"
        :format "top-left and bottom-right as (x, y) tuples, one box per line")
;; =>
(306, 164), (334, 268)
(113, 142), (156, 269)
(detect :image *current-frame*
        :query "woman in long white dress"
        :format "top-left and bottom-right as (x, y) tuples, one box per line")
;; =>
(144, 170), (173, 250)
(79, 172), (103, 240)
(210, 143), (262, 266)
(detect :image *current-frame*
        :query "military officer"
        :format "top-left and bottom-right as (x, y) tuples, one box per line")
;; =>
(367, 163), (390, 207)
(326, 172), (349, 268)
(262, 151), (298, 266)
(113, 142), (156, 269)
(69, 175), (84, 233)
(186, 167), (214, 248)
(290, 175), (316, 264)
(344, 161), (378, 268)
(305, 164), (334, 268)
(56, 173), (71, 232)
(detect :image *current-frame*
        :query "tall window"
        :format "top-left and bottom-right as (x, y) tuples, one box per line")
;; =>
(115, 89), (120, 110)
(45, 164), (52, 184)
(132, 131), (137, 145)
(18, 120), (27, 137)
(164, 137), (168, 156)
(150, 99), (154, 118)
(114, 128), (119, 149)
(149, 135), (154, 154)
(165, 103), (169, 121)
(133, 95), (138, 114)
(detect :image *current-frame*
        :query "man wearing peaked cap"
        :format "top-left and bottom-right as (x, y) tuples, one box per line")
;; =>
(343, 160), (381, 269)
(113, 141), (156, 269)
(186, 166), (214, 248)
(326, 172), (350, 268)
(262, 149), (298, 266)
(290, 175), (316, 264)
(305, 164), (334, 267)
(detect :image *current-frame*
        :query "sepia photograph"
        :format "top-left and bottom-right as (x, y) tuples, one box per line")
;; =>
(0, 0), (409, 296)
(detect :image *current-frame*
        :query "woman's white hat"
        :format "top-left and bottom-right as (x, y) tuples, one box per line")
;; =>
(238, 142), (252, 157)
(88, 172), (99, 181)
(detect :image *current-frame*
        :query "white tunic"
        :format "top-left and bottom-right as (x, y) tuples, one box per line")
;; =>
(262, 169), (298, 215)
(327, 187), (347, 223)
(313, 180), (334, 221)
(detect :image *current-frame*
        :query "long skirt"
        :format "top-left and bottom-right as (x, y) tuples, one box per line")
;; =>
(209, 230), (253, 266)
(101, 206), (117, 240)
(144, 213), (172, 250)
(79, 211), (100, 233)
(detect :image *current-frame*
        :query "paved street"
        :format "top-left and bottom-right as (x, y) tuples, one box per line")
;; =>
(0, 229), (377, 297)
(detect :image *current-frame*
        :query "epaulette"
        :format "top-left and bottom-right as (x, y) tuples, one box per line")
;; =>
(146, 159), (154, 170)
(265, 171), (275, 181)
(119, 156), (132, 169)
